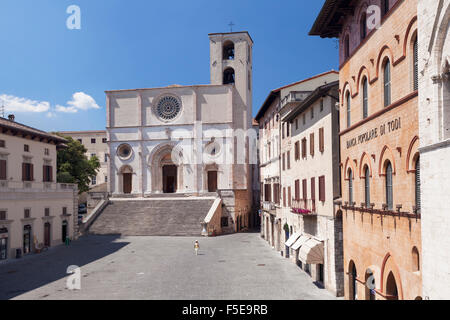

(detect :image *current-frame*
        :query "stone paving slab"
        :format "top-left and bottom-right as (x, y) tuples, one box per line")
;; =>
(0, 233), (337, 300)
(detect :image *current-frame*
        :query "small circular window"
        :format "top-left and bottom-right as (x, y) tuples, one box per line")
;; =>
(117, 144), (133, 160)
(205, 140), (221, 158)
(154, 95), (182, 122)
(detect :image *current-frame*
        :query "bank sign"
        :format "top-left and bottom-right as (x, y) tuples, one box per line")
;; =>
(346, 117), (401, 149)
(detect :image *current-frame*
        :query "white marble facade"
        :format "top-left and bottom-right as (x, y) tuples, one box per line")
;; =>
(106, 32), (255, 197)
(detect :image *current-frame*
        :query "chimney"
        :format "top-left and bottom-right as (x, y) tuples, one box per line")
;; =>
(8, 114), (15, 122)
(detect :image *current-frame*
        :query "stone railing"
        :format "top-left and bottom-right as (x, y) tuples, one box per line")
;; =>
(79, 199), (109, 234)
(202, 198), (222, 237)
(0, 180), (76, 192)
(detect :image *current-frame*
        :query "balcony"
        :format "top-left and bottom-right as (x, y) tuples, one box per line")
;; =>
(281, 91), (310, 109)
(291, 199), (317, 216)
(262, 201), (277, 214)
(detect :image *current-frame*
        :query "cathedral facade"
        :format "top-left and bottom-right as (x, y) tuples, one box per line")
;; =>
(105, 32), (256, 232)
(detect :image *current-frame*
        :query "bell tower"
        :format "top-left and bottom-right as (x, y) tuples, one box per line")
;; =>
(209, 31), (253, 128)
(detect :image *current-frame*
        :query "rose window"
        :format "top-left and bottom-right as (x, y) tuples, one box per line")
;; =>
(155, 95), (181, 121)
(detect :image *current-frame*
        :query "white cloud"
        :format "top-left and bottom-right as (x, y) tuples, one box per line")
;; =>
(0, 94), (50, 113)
(55, 105), (77, 113)
(66, 92), (101, 112)
(0, 92), (101, 116)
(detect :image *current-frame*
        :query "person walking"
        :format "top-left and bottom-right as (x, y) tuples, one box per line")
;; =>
(194, 240), (200, 256)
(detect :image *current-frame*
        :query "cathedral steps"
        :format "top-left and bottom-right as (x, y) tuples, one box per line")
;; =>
(87, 198), (217, 236)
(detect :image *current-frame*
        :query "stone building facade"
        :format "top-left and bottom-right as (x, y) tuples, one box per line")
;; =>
(418, 0), (450, 300)
(281, 80), (343, 296)
(0, 116), (77, 261)
(311, 0), (422, 300)
(59, 130), (109, 187)
(105, 32), (256, 233)
(256, 71), (344, 296)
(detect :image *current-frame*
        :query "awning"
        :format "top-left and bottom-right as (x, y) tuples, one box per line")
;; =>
(285, 232), (302, 247)
(298, 239), (324, 264)
(291, 235), (310, 251)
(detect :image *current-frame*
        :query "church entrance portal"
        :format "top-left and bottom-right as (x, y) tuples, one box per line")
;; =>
(207, 171), (218, 192)
(123, 173), (132, 194)
(163, 165), (177, 193)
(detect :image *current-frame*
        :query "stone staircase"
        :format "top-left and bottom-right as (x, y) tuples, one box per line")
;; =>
(87, 198), (216, 236)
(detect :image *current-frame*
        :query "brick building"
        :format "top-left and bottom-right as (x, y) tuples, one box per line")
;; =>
(311, 0), (422, 300)
(418, 0), (450, 300)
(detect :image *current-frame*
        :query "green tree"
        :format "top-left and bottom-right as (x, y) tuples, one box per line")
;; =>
(56, 135), (100, 194)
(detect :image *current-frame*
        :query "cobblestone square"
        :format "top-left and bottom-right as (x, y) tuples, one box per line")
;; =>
(0, 233), (336, 300)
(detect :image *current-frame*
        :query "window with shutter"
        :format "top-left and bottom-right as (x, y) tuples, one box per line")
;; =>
(310, 133), (315, 156)
(348, 169), (353, 204)
(0, 160), (6, 180)
(384, 60), (391, 107)
(283, 187), (286, 207)
(302, 179), (307, 200)
(413, 38), (418, 91)
(385, 162), (393, 210)
(319, 176), (325, 202)
(415, 157), (421, 213)
(302, 138), (307, 158)
(282, 153), (286, 171)
(319, 128), (324, 152)
(295, 141), (300, 160)
(311, 178), (315, 200)
(287, 151), (291, 169)
(363, 77), (369, 119)
(295, 180), (300, 200)
(346, 91), (351, 128)
(364, 166), (371, 208)
(288, 187), (292, 207)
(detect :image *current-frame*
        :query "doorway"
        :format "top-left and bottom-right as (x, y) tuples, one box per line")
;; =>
(23, 225), (32, 254)
(123, 173), (132, 194)
(163, 165), (177, 193)
(207, 171), (218, 192)
(386, 272), (399, 300)
(44, 223), (51, 247)
(62, 221), (68, 243)
(0, 228), (7, 260)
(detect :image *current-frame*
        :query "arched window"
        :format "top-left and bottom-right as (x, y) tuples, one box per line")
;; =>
(223, 68), (235, 85)
(362, 77), (369, 119)
(360, 13), (367, 41)
(383, 59), (391, 107)
(364, 166), (371, 208)
(382, 0), (390, 17)
(385, 161), (393, 210)
(413, 37), (419, 91)
(346, 91), (351, 128)
(348, 169), (353, 205)
(415, 156), (421, 213)
(223, 41), (235, 60)
(412, 247), (420, 272)
(344, 35), (350, 59)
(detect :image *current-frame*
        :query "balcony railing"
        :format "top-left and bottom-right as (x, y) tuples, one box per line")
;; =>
(262, 201), (277, 212)
(291, 199), (316, 215)
(0, 180), (77, 192)
(281, 91), (310, 109)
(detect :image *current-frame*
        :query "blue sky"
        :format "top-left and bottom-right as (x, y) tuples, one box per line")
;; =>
(0, 0), (337, 132)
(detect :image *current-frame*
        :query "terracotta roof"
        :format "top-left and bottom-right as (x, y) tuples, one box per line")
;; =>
(254, 70), (339, 120)
(0, 117), (67, 144)
(284, 81), (339, 122)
